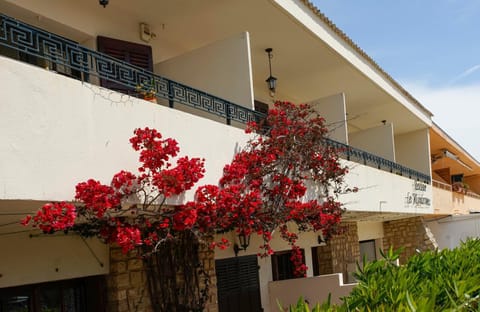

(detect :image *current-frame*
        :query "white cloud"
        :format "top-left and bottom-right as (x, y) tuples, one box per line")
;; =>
(403, 81), (480, 160)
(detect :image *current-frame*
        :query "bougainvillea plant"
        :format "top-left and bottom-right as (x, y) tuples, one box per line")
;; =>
(22, 127), (206, 254)
(185, 101), (352, 277)
(22, 101), (352, 278)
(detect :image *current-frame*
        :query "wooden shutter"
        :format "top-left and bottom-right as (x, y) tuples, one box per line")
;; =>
(216, 255), (262, 312)
(97, 36), (153, 94)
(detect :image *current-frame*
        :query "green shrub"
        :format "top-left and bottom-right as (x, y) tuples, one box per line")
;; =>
(278, 296), (334, 312)
(345, 239), (480, 311)
(284, 239), (480, 311)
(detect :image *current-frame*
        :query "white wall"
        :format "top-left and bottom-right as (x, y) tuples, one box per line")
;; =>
(308, 93), (348, 144)
(269, 274), (355, 310)
(0, 56), (251, 202)
(0, 200), (109, 288)
(395, 128), (431, 176)
(341, 159), (433, 214)
(155, 32), (254, 109)
(357, 221), (384, 241)
(427, 215), (480, 250)
(349, 124), (395, 161)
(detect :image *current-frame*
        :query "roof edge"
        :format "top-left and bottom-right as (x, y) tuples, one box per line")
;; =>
(299, 0), (433, 118)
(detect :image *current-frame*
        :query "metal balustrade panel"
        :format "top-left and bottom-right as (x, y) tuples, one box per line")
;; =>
(326, 139), (431, 184)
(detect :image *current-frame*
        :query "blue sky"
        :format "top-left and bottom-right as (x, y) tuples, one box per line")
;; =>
(313, 1), (480, 160)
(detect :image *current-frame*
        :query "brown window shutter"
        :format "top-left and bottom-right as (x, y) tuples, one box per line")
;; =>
(97, 36), (153, 94)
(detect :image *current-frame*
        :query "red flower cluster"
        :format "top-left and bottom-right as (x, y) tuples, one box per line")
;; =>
(21, 202), (76, 233)
(75, 179), (120, 218)
(115, 224), (142, 253)
(152, 156), (205, 197)
(290, 246), (307, 277)
(22, 127), (206, 254)
(130, 127), (179, 172)
(111, 170), (137, 195)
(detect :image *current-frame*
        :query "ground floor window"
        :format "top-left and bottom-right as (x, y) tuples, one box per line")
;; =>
(271, 249), (305, 281)
(0, 276), (105, 312)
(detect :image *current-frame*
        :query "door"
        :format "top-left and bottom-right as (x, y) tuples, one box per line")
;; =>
(215, 255), (262, 312)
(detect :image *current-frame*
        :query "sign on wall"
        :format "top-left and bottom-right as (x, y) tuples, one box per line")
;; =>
(405, 181), (431, 209)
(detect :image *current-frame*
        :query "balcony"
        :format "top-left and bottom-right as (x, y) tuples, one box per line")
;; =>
(0, 13), (263, 126)
(0, 13), (430, 204)
(432, 180), (480, 215)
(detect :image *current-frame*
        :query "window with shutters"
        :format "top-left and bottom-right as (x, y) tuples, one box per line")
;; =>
(215, 255), (262, 312)
(96, 36), (153, 94)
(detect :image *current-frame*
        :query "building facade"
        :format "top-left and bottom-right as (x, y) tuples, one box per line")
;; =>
(426, 124), (480, 251)
(0, 0), (440, 311)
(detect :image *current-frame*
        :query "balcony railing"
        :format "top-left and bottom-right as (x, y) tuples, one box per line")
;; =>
(0, 13), (431, 185)
(432, 179), (452, 191)
(0, 13), (263, 125)
(433, 180), (480, 199)
(327, 139), (431, 184)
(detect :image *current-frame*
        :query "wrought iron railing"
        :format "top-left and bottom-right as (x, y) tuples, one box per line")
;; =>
(327, 139), (431, 184)
(0, 13), (431, 184)
(0, 13), (264, 125)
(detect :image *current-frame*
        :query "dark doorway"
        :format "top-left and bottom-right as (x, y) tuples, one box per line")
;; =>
(215, 255), (262, 312)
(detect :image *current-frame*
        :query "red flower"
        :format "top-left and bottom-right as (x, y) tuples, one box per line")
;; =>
(21, 202), (76, 233)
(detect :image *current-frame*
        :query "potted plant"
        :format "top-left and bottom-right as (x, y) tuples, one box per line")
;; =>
(452, 181), (469, 194)
(136, 80), (157, 103)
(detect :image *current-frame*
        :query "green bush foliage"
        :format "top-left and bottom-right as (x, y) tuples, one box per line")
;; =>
(284, 239), (480, 311)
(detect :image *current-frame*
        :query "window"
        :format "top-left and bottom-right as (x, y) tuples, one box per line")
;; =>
(451, 174), (464, 184)
(359, 240), (377, 263)
(0, 276), (105, 312)
(271, 249), (305, 281)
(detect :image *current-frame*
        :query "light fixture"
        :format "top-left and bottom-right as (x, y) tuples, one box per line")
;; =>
(265, 48), (277, 97)
(317, 235), (326, 244)
(233, 232), (251, 256)
(140, 23), (156, 43)
(238, 232), (251, 250)
(99, 0), (109, 8)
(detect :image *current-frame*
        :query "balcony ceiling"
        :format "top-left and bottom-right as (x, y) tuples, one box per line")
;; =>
(2, 0), (430, 135)
(342, 211), (425, 222)
(430, 126), (480, 178)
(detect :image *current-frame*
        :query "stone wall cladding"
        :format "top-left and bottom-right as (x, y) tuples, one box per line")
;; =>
(107, 247), (153, 312)
(383, 216), (438, 264)
(199, 246), (218, 312)
(318, 222), (359, 283)
(106, 243), (218, 312)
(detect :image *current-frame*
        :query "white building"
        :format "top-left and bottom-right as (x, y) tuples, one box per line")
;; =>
(0, 1), (435, 311)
